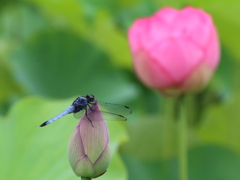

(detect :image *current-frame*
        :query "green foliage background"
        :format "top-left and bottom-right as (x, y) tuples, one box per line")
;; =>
(1, 0), (240, 179)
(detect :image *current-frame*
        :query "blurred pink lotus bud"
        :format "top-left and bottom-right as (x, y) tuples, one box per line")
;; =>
(68, 102), (110, 178)
(128, 6), (220, 96)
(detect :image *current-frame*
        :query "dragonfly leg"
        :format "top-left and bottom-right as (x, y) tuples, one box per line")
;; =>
(88, 104), (96, 112)
(90, 101), (97, 106)
(85, 108), (94, 127)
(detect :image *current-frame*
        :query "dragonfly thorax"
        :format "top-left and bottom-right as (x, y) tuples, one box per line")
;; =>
(72, 97), (88, 113)
(72, 94), (95, 113)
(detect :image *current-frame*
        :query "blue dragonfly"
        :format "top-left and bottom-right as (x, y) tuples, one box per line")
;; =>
(39, 94), (132, 127)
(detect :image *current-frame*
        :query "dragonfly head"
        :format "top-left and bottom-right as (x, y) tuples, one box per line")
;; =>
(86, 94), (95, 103)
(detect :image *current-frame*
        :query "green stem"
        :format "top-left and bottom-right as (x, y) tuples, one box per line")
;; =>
(81, 177), (91, 180)
(177, 96), (188, 180)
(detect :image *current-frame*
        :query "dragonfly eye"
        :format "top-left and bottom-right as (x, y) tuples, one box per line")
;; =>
(86, 94), (95, 102)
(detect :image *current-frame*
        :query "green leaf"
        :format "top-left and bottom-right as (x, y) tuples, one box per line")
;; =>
(0, 96), (128, 180)
(25, 0), (132, 69)
(153, 0), (187, 8)
(121, 118), (178, 160)
(0, 3), (50, 104)
(197, 92), (240, 153)
(88, 11), (132, 69)
(10, 29), (135, 99)
(188, 145), (240, 180)
(0, 3), (48, 42)
(24, 0), (87, 34)
(214, 46), (235, 92)
(0, 59), (22, 104)
(122, 145), (240, 180)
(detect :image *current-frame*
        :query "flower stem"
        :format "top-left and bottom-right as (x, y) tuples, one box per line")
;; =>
(176, 96), (188, 180)
(175, 95), (188, 180)
(81, 177), (91, 180)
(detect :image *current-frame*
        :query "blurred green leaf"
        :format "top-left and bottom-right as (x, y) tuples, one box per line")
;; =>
(121, 153), (176, 180)
(0, 3), (48, 42)
(121, 118), (178, 160)
(0, 59), (22, 103)
(122, 145), (240, 180)
(188, 145), (240, 180)
(214, 46), (235, 93)
(153, 0), (186, 8)
(197, 93), (240, 153)
(10, 29), (135, 99)
(24, 0), (87, 34)
(25, 0), (132, 69)
(78, 0), (138, 16)
(0, 96), (128, 180)
(89, 11), (132, 69)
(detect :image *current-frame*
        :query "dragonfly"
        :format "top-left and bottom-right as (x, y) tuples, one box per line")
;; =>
(39, 94), (132, 127)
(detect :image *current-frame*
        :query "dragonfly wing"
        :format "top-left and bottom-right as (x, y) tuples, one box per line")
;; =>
(98, 101), (132, 116)
(73, 107), (126, 121)
(101, 111), (127, 121)
(73, 110), (84, 119)
(71, 101), (131, 121)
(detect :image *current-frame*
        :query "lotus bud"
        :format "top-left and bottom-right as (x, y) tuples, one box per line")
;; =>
(68, 101), (110, 178)
(128, 6), (220, 96)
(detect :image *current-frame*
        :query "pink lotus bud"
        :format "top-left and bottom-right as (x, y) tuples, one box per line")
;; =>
(128, 6), (220, 96)
(68, 102), (110, 178)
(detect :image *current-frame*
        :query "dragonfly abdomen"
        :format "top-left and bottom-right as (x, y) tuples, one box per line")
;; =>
(40, 106), (75, 127)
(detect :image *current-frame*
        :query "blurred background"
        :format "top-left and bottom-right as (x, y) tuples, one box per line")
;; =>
(1, 0), (240, 180)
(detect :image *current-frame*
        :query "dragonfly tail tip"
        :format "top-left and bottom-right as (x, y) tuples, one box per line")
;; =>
(39, 122), (47, 127)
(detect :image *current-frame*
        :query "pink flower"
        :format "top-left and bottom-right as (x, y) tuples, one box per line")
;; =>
(68, 102), (110, 178)
(128, 6), (220, 96)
